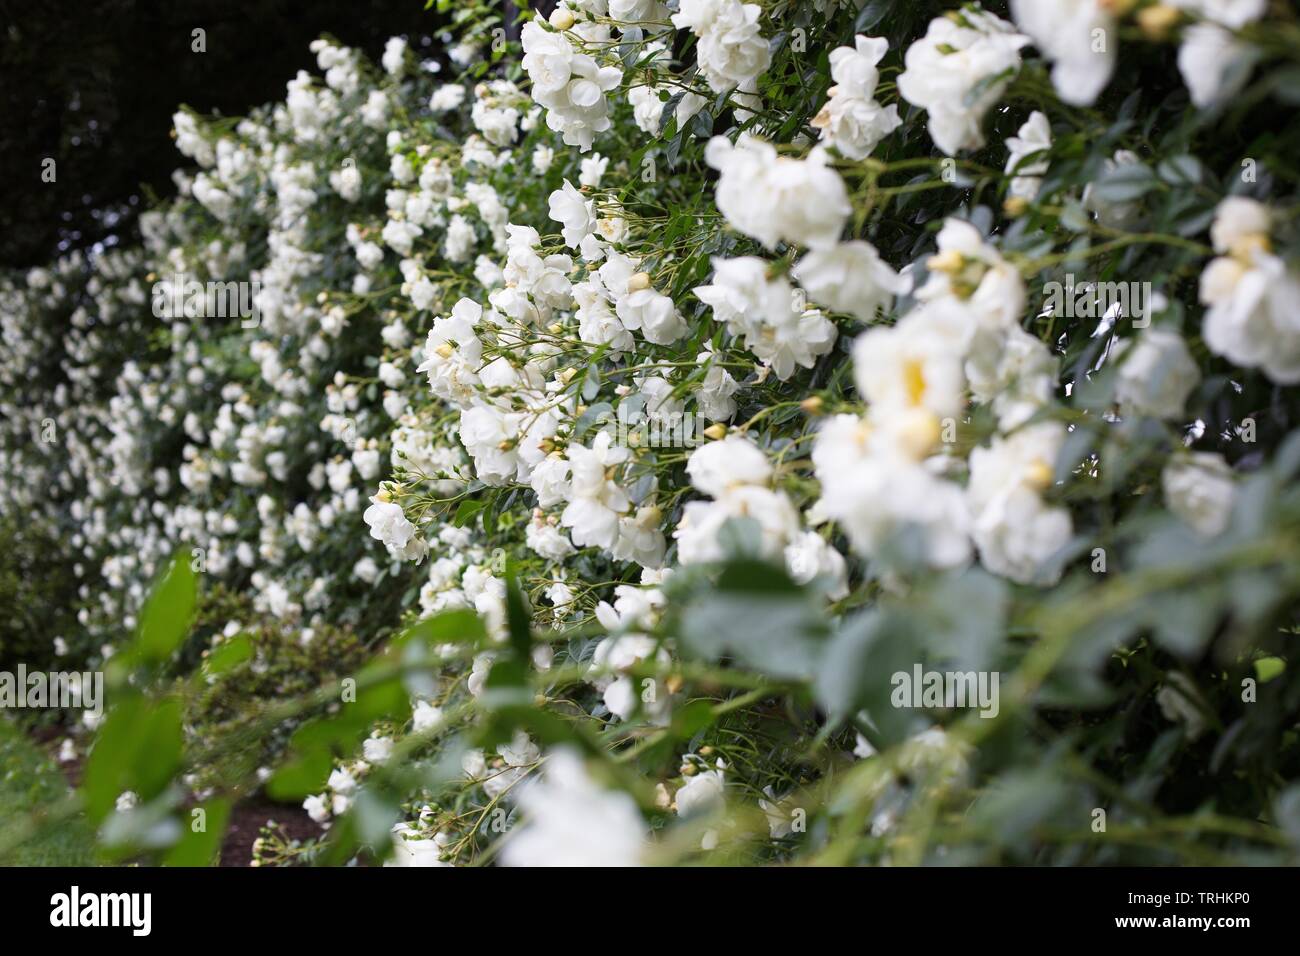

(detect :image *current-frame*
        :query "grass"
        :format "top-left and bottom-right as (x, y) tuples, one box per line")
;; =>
(0, 717), (94, 865)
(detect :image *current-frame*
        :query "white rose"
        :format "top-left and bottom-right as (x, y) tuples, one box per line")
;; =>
(412, 701), (444, 733)
(672, 0), (770, 93)
(1113, 328), (1201, 420)
(363, 734), (394, 763)
(615, 287), (687, 344)
(685, 435), (772, 496)
(1009, 0), (1115, 107)
(547, 180), (597, 249)
(363, 498), (424, 561)
(1003, 110), (1052, 200)
(705, 135), (851, 250)
(1163, 452), (1236, 537)
(784, 531), (849, 600)
(794, 240), (909, 321)
(1210, 197), (1271, 255)
(898, 11), (1029, 154)
(1178, 23), (1258, 109)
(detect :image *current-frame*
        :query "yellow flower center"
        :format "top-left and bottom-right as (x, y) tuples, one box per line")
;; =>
(1229, 233), (1272, 263)
(897, 408), (941, 459)
(903, 358), (928, 407)
(1025, 459), (1054, 491)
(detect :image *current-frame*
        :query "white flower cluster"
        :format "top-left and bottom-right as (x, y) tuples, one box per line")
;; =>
(898, 6), (1029, 155)
(1012, 0), (1266, 110)
(1199, 197), (1300, 383)
(813, 219), (1069, 583)
(812, 35), (901, 161)
(4, 0), (1291, 866)
(521, 18), (623, 151)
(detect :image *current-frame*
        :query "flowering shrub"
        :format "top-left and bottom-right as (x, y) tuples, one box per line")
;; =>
(3, 0), (1300, 866)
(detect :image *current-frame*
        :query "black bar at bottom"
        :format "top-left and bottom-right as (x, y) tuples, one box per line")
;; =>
(0, 865), (1281, 940)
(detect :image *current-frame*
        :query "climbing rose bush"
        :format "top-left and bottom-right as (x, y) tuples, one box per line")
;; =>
(3, 0), (1300, 866)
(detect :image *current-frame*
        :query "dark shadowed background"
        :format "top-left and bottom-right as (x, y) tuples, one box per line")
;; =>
(0, 0), (452, 270)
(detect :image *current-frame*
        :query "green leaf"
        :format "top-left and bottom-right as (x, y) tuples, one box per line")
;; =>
(678, 559), (827, 680)
(266, 749), (334, 800)
(714, 557), (802, 594)
(917, 570), (1008, 671)
(1144, 591), (1220, 660)
(396, 607), (487, 649)
(163, 798), (231, 867)
(1156, 154), (1202, 187)
(137, 552), (197, 661)
(481, 656), (532, 709)
(814, 609), (923, 743)
(573, 401), (613, 439)
(97, 790), (184, 855)
(390, 610), (485, 699)
(504, 569), (532, 660)
(481, 706), (602, 757)
(351, 787), (400, 847)
(1090, 162), (1156, 203)
(1254, 657), (1285, 683)
(969, 767), (1078, 846)
(453, 498), (488, 528)
(582, 362), (601, 401)
(204, 634), (252, 676)
(82, 697), (184, 822)
(669, 699), (715, 740)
